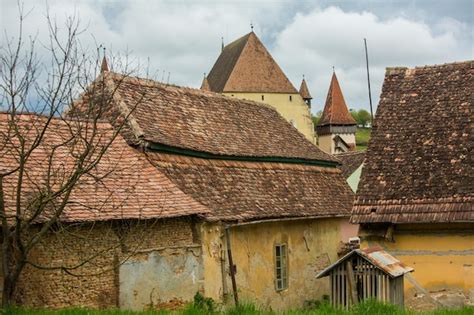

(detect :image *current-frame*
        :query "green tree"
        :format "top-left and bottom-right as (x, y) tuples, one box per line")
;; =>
(350, 109), (359, 125)
(357, 109), (371, 127)
(311, 110), (322, 126)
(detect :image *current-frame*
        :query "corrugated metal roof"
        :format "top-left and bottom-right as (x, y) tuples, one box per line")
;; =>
(316, 246), (414, 278)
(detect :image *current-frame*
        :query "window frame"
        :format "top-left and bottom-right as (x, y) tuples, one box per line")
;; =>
(274, 243), (288, 291)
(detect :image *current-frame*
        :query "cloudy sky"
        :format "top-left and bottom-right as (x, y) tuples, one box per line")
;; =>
(1, 0), (472, 113)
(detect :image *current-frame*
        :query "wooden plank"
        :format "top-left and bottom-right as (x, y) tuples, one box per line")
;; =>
(345, 260), (358, 306)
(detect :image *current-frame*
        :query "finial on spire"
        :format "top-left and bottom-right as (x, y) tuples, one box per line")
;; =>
(221, 37), (224, 52)
(250, 21), (254, 32)
(332, 66), (335, 73)
(303, 74), (305, 79)
(100, 47), (109, 73)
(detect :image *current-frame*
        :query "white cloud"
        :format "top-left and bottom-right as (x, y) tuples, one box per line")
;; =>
(1, 1), (471, 113)
(272, 7), (472, 112)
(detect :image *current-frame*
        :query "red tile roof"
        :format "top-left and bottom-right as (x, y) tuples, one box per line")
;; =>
(317, 73), (356, 127)
(206, 32), (298, 93)
(94, 73), (338, 164)
(336, 151), (366, 178)
(352, 61), (473, 224)
(147, 152), (354, 222)
(299, 78), (312, 99)
(0, 113), (208, 223)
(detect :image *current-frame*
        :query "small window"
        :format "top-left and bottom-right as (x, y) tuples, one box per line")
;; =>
(275, 244), (288, 291)
(289, 95), (292, 101)
(290, 119), (297, 128)
(261, 95), (265, 101)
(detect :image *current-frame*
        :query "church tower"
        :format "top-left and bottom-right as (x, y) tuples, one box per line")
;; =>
(203, 31), (315, 143)
(316, 72), (357, 153)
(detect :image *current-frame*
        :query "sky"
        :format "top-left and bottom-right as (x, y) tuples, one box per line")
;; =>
(1, 0), (472, 114)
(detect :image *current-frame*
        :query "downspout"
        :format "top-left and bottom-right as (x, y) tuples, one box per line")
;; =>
(224, 225), (239, 306)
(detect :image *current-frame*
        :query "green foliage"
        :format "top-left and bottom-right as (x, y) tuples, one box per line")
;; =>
(191, 292), (216, 313)
(311, 111), (322, 126)
(4, 300), (474, 315)
(356, 127), (371, 150)
(350, 109), (372, 127)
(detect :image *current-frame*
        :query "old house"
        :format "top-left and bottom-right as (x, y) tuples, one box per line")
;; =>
(3, 69), (356, 310)
(352, 61), (473, 308)
(202, 31), (316, 143)
(0, 113), (209, 308)
(316, 72), (357, 154)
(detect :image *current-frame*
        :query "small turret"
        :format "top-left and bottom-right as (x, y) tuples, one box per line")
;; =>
(100, 56), (109, 73)
(299, 76), (312, 106)
(200, 74), (211, 91)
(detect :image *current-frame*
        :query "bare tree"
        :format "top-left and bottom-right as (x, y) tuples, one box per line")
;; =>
(0, 5), (152, 307)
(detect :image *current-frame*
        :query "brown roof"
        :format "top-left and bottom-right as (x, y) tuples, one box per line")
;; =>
(95, 73), (338, 164)
(317, 72), (356, 127)
(200, 76), (210, 91)
(0, 113), (208, 223)
(206, 32), (298, 93)
(299, 78), (312, 99)
(336, 151), (366, 178)
(147, 152), (354, 222)
(352, 61), (473, 224)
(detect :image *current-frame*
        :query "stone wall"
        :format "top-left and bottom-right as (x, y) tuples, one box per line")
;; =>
(11, 217), (200, 309)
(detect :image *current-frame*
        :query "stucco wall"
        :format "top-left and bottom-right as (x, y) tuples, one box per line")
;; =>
(362, 224), (474, 309)
(202, 218), (355, 310)
(10, 217), (201, 309)
(223, 92), (315, 143)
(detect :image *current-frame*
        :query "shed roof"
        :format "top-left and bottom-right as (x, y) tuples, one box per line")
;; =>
(147, 152), (354, 222)
(316, 247), (414, 279)
(352, 61), (473, 224)
(206, 32), (298, 93)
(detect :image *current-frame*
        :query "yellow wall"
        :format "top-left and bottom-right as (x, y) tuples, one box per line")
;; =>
(223, 92), (315, 143)
(201, 218), (357, 310)
(361, 224), (474, 308)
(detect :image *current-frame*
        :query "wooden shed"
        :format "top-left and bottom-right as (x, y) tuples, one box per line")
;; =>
(316, 247), (413, 308)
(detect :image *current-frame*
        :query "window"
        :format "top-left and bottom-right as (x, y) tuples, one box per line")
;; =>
(261, 95), (265, 101)
(289, 95), (292, 101)
(275, 244), (288, 291)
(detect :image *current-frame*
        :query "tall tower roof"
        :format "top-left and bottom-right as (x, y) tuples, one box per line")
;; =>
(299, 78), (312, 99)
(206, 32), (297, 93)
(317, 72), (356, 127)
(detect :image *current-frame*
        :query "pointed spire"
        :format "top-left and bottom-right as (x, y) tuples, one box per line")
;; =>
(100, 56), (109, 73)
(200, 74), (211, 91)
(299, 76), (312, 100)
(317, 72), (356, 127)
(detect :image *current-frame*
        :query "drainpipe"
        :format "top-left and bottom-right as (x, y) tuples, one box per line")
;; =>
(224, 226), (239, 306)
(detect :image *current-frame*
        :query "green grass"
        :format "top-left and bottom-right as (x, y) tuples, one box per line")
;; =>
(355, 127), (371, 151)
(4, 300), (473, 315)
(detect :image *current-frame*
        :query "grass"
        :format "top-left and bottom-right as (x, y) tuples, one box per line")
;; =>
(4, 300), (473, 315)
(355, 127), (371, 151)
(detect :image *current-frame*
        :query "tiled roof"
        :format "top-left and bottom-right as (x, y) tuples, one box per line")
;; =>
(336, 151), (366, 178)
(317, 72), (356, 127)
(147, 152), (354, 222)
(206, 32), (298, 93)
(352, 61), (473, 224)
(99, 73), (338, 164)
(0, 113), (208, 223)
(299, 78), (312, 99)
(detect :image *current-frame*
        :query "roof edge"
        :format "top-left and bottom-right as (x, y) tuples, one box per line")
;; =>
(145, 141), (340, 168)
